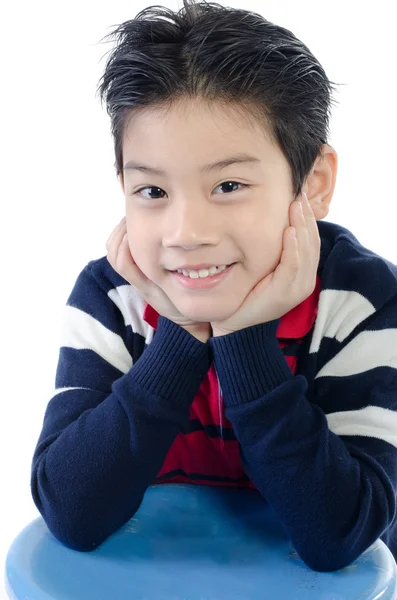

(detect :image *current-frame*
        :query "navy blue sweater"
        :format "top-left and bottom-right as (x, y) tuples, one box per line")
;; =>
(30, 220), (397, 572)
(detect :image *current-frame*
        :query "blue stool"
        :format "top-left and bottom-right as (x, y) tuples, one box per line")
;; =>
(5, 484), (397, 599)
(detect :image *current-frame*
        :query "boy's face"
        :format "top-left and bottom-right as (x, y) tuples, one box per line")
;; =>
(119, 98), (328, 324)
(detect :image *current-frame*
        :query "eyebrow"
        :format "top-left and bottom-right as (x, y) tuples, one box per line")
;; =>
(122, 153), (261, 175)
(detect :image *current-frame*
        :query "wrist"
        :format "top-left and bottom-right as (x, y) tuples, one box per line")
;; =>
(182, 324), (211, 343)
(211, 327), (238, 338)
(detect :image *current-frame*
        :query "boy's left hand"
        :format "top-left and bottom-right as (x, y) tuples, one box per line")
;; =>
(211, 192), (321, 336)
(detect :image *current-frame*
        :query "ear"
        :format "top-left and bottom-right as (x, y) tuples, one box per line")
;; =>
(304, 144), (338, 220)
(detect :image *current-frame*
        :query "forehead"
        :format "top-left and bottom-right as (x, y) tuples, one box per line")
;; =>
(124, 97), (275, 142)
(122, 98), (282, 177)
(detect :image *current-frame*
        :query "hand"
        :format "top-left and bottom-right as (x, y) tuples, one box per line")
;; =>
(106, 217), (212, 342)
(211, 192), (321, 336)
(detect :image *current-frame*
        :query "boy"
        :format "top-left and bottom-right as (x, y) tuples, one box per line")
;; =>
(30, 0), (397, 573)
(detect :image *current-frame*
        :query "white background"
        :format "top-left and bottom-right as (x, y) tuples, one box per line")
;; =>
(1, 0), (396, 596)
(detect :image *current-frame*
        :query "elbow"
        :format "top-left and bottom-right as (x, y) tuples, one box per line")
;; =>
(31, 469), (144, 553)
(294, 548), (357, 573)
(52, 528), (108, 553)
(32, 507), (120, 553)
(292, 533), (379, 573)
(290, 493), (396, 572)
(30, 475), (103, 552)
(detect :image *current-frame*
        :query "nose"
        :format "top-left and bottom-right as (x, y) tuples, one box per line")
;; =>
(162, 197), (221, 249)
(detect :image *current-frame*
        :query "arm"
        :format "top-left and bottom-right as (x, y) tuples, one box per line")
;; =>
(209, 307), (397, 572)
(31, 264), (211, 552)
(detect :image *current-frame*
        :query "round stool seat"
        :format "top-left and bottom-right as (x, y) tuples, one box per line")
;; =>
(5, 484), (397, 599)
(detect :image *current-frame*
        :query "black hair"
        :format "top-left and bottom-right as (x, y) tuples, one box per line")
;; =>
(96, 0), (342, 198)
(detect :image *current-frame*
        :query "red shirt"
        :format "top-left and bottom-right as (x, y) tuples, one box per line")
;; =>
(143, 275), (321, 489)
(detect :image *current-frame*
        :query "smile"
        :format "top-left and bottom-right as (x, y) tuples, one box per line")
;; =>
(170, 263), (236, 289)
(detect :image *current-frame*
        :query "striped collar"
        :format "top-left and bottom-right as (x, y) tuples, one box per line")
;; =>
(143, 274), (321, 339)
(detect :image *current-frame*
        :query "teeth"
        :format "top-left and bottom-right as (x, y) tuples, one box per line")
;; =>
(176, 265), (230, 278)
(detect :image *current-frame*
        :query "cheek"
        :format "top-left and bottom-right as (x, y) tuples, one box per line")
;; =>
(245, 226), (284, 275)
(126, 223), (155, 277)
(238, 205), (285, 259)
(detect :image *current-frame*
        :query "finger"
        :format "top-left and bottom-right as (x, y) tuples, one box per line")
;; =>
(284, 226), (300, 291)
(296, 193), (313, 220)
(117, 233), (153, 292)
(106, 220), (127, 262)
(300, 193), (319, 235)
(299, 193), (321, 254)
(294, 198), (309, 232)
(107, 225), (126, 272)
(289, 200), (306, 260)
(295, 195), (320, 294)
(279, 226), (299, 277)
(301, 192), (314, 217)
(105, 217), (126, 250)
(288, 226), (297, 242)
(303, 194), (321, 249)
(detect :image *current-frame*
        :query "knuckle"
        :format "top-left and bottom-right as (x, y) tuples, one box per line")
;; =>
(115, 253), (126, 273)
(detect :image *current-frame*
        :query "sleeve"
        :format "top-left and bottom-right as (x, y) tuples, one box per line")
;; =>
(30, 262), (212, 552)
(209, 296), (397, 572)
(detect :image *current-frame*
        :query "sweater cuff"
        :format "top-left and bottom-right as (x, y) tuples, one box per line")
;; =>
(209, 320), (293, 406)
(128, 316), (212, 407)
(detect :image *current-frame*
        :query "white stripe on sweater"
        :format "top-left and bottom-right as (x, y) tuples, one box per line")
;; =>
(326, 406), (397, 449)
(310, 289), (376, 354)
(51, 386), (94, 398)
(60, 305), (132, 374)
(315, 328), (397, 378)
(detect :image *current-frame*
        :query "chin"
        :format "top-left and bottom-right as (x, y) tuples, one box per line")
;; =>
(175, 300), (239, 324)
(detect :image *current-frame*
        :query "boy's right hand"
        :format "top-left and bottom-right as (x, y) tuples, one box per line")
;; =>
(106, 217), (211, 342)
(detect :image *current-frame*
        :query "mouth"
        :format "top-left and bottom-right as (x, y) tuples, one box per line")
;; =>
(170, 262), (236, 273)
(169, 262), (237, 289)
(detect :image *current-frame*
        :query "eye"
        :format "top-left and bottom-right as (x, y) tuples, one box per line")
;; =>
(132, 181), (249, 200)
(214, 181), (248, 195)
